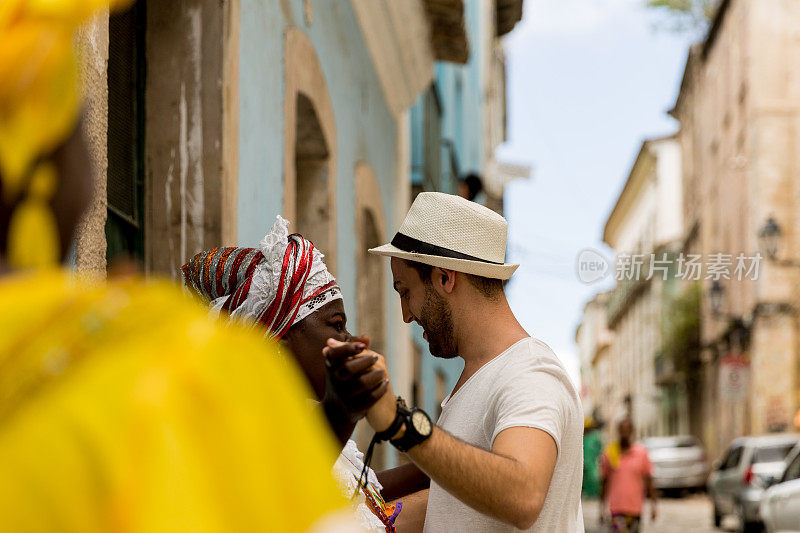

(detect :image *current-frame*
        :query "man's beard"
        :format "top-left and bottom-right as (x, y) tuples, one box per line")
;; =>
(419, 284), (458, 359)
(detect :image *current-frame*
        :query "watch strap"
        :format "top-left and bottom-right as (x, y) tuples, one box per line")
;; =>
(390, 432), (418, 453)
(374, 400), (409, 442)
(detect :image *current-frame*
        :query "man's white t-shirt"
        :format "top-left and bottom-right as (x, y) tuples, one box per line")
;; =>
(423, 337), (584, 533)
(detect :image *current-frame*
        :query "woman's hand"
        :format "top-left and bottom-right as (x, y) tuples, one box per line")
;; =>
(323, 338), (389, 424)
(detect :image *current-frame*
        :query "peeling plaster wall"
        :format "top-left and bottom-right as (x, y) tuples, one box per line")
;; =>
(75, 13), (110, 278)
(146, 0), (227, 279)
(74, 1), (235, 280)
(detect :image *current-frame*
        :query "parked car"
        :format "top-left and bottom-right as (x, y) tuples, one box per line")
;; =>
(760, 442), (800, 533)
(709, 434), (800, 532)
(641, 435), (709, 491)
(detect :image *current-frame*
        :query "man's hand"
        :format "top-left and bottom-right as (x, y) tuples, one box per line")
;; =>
(650, 503), (657, 522)
(322, 337), (389, 424)
(363, 352), (398, 433)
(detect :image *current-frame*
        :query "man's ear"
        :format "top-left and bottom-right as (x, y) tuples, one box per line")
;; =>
(432, 267), (457, 295)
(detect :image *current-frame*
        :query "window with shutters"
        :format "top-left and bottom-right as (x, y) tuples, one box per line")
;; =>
(106, 1), (145, 265)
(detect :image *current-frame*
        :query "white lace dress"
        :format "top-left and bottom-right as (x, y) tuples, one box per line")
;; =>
(332, 440), (388, 533)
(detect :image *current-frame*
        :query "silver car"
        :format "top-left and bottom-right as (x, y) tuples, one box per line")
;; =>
(709, 434), (800, 532)
(760, 443), (800, 533)
(642, 435), (709, 491)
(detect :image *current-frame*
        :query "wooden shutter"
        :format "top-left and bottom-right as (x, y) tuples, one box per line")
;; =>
(106, 1), (145, 262)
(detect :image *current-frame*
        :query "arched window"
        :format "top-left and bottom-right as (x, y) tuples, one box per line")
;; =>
(354, 163), (387, 353)
(357, 208), (386, 353)
(353, 162), (389, 468)
(283, 29), (337, 272)
(294, 93), (332, 258)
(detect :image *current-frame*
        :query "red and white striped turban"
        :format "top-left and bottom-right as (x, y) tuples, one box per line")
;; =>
(181, 216), (342, 339)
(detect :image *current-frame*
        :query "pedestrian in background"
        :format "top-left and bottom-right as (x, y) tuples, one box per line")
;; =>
(600, 418), (657, 533)
(457, 173), (486, 205)
(583, 416), (603, 499)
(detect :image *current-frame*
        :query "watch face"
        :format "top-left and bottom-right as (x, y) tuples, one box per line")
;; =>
(411, 410), (432, 436)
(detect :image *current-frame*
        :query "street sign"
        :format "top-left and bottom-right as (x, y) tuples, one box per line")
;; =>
(719, 352), (749, 400)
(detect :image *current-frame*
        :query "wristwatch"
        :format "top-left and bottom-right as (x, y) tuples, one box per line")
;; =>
(389, 397), (433, 452)
(354, 398), (433, 499)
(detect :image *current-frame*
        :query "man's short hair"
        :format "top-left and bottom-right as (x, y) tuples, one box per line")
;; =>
(405, 260), (504, 299)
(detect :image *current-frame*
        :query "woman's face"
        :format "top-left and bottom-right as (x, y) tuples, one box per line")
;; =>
(282, 299), (352, 400)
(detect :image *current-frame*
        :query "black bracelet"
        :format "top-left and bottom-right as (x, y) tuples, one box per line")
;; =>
(374, 410), (405, 442)
(353, 398), (406, 499)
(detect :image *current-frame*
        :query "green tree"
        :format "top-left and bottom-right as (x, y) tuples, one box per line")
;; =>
(661, 281), (701, 375)
(646, 0), (720, 32)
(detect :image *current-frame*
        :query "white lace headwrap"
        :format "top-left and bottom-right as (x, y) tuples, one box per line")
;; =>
(204, 216), (342, 338)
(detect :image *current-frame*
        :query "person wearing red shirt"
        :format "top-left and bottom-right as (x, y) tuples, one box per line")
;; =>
(601, 418), (658, 532)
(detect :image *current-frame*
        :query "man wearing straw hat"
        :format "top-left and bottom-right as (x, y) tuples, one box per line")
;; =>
(327, 192), (584, 531)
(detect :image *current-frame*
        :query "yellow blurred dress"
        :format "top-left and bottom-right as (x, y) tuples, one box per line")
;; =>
(1, 2), (357, 529)
(0, 271), (351, 532)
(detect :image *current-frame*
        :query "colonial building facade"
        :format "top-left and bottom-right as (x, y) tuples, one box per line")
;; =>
(575, 291), (614, 430)
(579, 0), (800, 460)
(672, 0), (800, 458)
(597, 136), (684, 439)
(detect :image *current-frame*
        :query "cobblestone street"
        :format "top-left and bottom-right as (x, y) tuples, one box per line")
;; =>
(582, 495), (739, 533)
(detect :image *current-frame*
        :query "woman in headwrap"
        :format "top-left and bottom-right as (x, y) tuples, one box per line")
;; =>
(182, 216), (403, 533)
(0, 1), (360, 531)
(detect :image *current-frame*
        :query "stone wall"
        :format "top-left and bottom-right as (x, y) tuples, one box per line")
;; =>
(75, 13), (110, 278)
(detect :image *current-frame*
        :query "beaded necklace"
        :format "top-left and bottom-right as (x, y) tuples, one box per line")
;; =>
(342, 450), (402, 533)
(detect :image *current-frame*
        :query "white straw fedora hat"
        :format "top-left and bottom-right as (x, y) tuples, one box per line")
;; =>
(369, 192), (518, 280)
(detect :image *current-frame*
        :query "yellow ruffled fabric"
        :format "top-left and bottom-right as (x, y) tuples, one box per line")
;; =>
(1, 0), (132, 268)
(0, 0), (131, 196)
(0, 271), (347, 532)
(6, 162), (60, 268)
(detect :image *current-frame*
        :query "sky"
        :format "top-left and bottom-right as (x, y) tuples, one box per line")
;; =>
(499, 0), (698, 386)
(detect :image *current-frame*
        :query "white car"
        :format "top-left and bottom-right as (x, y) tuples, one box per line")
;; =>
(709, 434), (800, 532)
(642, 435), (709, 491)
(761, 443), (800, 533)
